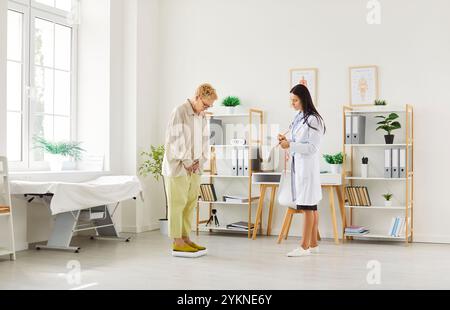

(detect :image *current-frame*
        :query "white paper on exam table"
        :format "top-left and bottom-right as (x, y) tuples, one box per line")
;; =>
(10, 176), (142, 215)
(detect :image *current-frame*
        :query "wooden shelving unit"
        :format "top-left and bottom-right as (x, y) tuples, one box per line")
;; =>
(0, 157), (16, 261)
(196, 109), (264, 238)
(342, 104), (414, 244)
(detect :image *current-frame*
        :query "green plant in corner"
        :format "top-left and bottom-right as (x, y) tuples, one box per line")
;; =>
(374, 99), (387, 106)
(323, 152), (344, 165)
(139, 145), (168, 220)
(222, 96), (241, 107)
(33, 136), (85, 160)
(383, 193), (393, 201)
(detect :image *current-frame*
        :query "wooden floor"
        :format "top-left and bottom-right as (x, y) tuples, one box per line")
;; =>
(1, 231), (450, 290)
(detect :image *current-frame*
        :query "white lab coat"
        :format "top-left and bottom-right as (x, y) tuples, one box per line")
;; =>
(289, 114), (324, 206)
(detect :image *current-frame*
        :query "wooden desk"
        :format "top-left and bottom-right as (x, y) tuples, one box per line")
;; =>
(251, 173), (346, 244)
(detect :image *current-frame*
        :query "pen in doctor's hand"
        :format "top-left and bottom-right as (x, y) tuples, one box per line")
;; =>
(278, 129), (290, 145)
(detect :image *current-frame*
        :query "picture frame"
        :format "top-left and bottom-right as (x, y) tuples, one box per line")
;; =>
(349, 65), (379, 106)
(290, 68), (318, 106)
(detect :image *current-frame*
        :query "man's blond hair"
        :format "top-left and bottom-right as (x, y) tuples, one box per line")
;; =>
(196, 83), (218, 100)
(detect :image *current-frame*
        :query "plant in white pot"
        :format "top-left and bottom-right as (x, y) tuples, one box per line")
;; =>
(383, 193), (393, 207)
(139, 145), (168, 236)
(222, 96), (241, 114)
(323, 152), (344, 174)
(33, 136), (85, 171)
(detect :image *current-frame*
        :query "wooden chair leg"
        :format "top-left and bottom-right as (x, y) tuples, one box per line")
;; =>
(285, 212), (294, 240)
(277, 209), (291, 244)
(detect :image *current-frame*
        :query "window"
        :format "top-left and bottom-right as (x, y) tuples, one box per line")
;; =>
(6, 9), (24, 162)
(6, 0), (77, 170)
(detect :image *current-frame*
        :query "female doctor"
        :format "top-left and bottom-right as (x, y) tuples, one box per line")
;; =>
(278, 84), (326, 257)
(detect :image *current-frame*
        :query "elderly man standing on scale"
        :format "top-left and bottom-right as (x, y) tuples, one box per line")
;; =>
(162, 83), (218, 256)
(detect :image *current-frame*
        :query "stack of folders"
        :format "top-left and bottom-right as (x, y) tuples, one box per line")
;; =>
(226, 221), (255, 231)
(223, 195), (260, 203)
(200, 184), (218, 202)
(345, 226), (369, 236)
(345, 115), (366, 144)
(346, 186), (372, 206)
(384, 148), (407, 178)
(231, 147), (250, 176)
(389, 217), (408, 237)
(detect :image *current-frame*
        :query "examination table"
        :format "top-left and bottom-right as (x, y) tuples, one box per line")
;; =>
(10, 176), (143, 253)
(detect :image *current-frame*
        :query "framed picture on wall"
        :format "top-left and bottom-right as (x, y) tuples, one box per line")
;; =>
(349, 65), (379, 106)
(290, 68), (318, 106)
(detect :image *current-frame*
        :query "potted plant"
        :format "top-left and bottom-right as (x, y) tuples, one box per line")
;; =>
(361, 157), (369, 178)
(374, 99), (387, 106)
(139, 145), (168, 236)
(33, 136), (85, 171)
(383, 193), (393, 207)
(222, 96), (241, 114)
(375, 113), (401, 144)
(323, 152), (344, 174)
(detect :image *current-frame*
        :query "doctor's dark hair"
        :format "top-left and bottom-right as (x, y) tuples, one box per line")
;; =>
(290, 84), (326, 134)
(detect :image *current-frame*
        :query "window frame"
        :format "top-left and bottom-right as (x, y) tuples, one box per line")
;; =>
(7, 0), (78, 171)
(7, 1), (29, 170)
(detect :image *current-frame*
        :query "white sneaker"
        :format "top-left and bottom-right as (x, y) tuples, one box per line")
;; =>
(286, 247), (311, 257)
(310, 246), (320, 254)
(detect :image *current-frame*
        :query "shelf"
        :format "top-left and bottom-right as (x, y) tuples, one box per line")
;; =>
(0, 212), (11, 217)
(345, 205), (410, 210)
(345, 144), (409, 147)
(211, 145), (249, 148)
(208, 113), (250, 118)
(201, 175), (249, 178)
(198, 225), (255, 233)
(345, 106), (408, 114)
(345, 233), (411, 240)
(346, 177), (409, 181)
(198, 200), (259, 206)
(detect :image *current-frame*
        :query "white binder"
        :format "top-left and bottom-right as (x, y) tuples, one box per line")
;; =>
(237, 148), (245, 176)
(345, 116), (352, 144)
(243, 148), (249, 176)
(399, 148), (406, 178)
(352, 115), (366, 144)
(231, 148), (238, 176)
(384, 149), (392, 178)
(392, 148), (400, 178)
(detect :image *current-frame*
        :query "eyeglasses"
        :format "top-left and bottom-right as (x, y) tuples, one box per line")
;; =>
(201, 98), (213, 110)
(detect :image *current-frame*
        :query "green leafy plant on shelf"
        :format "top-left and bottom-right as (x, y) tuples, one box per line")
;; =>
(323, 152), (344, 165)
(383, 193), (394, 207)
(323, 152), (344, 174)
(375, 113), (402, 144)
(374, 99), (387, 106)
(33, 136), (85, 160)
(222, 96), (241, 107)
(139, 145), (168, 220)
(383, 193), (393, 201)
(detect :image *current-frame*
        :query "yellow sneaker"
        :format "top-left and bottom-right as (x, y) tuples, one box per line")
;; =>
(173, 244), (198, 253)
(188, 242), (206, 251)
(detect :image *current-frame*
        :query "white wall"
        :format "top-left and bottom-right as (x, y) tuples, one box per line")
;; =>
(157, 0), (450, 242)
(77, 0), (110, 169)
(0, 0), (6, 156)
(136, 0), (162, 231)
(109, 0), (124, 174)
(120, 0), (163, 233)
